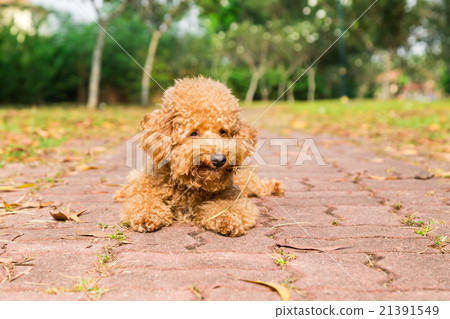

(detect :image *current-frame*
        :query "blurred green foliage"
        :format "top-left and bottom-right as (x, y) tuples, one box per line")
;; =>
(0, 0), (448, 104)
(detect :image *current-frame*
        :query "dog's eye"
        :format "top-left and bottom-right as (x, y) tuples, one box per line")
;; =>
(219, 129), (227, 136)
(190, 131), (199, 137)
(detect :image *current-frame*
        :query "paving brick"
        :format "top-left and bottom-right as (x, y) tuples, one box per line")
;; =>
(1, 129), (448, 301)
(376, 253), (450, 291)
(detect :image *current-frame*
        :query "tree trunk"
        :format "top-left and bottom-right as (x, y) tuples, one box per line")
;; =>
(141, 30), (162, 106)
(245, 71), (261, 103)
(277, 79), (286, 99)
(220, 70), (231, 85)
(87, 24), (106, 110)
(356, 80), (368, 99)
(260, 77), (269, 101)
(287, 81), (295, 102)
(380, 50), (392, 100)
(307, 67), (316, 102)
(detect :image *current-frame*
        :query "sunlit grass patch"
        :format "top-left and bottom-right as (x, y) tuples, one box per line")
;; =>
(0, 105), (147, 164)
(246, 99), (449, 163)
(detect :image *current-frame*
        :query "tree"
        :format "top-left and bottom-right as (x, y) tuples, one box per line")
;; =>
(223, 22), (273, 102)
(87, 0), (129, 110)
(138, 0), (189, 106)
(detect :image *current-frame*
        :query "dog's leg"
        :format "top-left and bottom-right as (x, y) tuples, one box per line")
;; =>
(121, 194), (174, 232)
(193, 197), (259, 237)
(113, 170), (143, 203)
(234, 169), (284, 197)
(113, 185), (130, 203)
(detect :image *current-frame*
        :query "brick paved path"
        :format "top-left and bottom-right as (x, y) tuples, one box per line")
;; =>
(0, 129), (448, 301)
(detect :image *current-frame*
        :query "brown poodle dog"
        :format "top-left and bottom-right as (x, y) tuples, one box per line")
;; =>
(114, 76), (283, 236)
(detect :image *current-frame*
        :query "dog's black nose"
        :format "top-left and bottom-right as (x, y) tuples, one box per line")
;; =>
(210, 153), (227, 168)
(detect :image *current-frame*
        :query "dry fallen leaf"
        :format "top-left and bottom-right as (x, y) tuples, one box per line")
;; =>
(76, 230), (109, 238)
(330, 178), (347, 182)
(1, 200), (60, 210)
(50, 204), (86, 223)
(415, 171), (434, 180)
(0, 183), (35, 192)
(1, 200), (21, 210)
(400, 149), (418, 155)
(368, 175), (397, 180)
(76, 164), (104, 171)
(49, 211), (69, 221)
(62, 156), (82, 162)
(240, 279), (290, 301)
(368, 175), (385, 180)
(276, 241), (350, 253)
(68, 209), (87, 223)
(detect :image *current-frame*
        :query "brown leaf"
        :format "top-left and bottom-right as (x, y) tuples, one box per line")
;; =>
(400, 149), (418, 155)
(50, 205), (86, 223)
(76, 164), (104, 171)
(9, 266), (34, 282)
(276, 242), (350, 252)
(0, 183), (35, 192)
(7, 201), (61, 210)
(368, 175), (397, 181)
(415, 171), (434, 180)
(240, 279), (290, 301)
(15, 183), (35, 189)
(62, 156), (82, 163)
(330, 178), (347, 182)
(76, 230), (109, 238)
(68, 209), (87, 223)
(368, 175), (386, 180)
(1, 200), (20, 210)
(50, 211), (69, 221)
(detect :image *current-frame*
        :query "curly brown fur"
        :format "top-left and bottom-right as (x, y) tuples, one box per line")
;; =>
(115, 76), (283, 236)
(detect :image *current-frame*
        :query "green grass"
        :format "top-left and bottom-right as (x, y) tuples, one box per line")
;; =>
(1, 100), (448, 167)
(415, 225), (433, 236)
(0, 105), (146, 164)
(245, 99), (449, 164)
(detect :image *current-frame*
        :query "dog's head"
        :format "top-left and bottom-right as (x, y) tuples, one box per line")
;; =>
(139, 76), (256, 192)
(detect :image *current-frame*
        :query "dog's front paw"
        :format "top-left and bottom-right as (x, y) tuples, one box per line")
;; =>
(202, 211), (250, 237)
(129, 211), (173, 233)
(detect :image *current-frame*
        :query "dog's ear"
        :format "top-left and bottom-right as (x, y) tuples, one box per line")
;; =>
(235, 119), (257, 162)
(139, 109), (172, 168)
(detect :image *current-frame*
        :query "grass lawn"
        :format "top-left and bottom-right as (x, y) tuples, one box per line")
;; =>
(0, 100), (448, 173)
(0, 105), (144, 166)
(247, 99), (449, 168)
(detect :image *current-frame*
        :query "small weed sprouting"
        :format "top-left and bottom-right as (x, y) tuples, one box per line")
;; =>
(415, 225), (432, 236)
(96, 253), (110, 265)
(98, 222), (109, 230)
(393, 202), (402, 210)
(401, 213), (425, 227)
(272, 248), (296, 268)
(44, 277), (108, 300)
(190, 283), (203, 300)
(432, 236), (448, 249)
(74, 278), (109, 300)
(121, 221), (131, 229)
(99, 176), (106, 183)
(108, 227), (126, 242)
